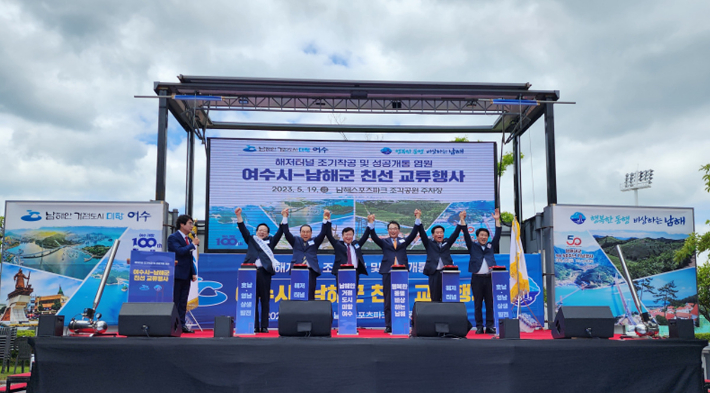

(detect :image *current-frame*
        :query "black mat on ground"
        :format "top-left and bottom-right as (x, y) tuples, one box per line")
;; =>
(29, 337), (707, 393)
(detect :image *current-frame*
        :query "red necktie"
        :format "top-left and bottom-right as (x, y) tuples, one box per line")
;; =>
(185, 236), (190, 245)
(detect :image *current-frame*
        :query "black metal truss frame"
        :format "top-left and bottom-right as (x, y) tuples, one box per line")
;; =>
(149, 75), (562, 221)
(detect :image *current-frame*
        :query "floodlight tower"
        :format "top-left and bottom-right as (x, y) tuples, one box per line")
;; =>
(620, 169), (654, 206)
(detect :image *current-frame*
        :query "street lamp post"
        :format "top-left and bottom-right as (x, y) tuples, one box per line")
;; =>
(620, 169), (654, 206)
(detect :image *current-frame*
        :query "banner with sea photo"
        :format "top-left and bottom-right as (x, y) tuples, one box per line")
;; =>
(1, 201), (168, 326)
(551, 204), (697, 326)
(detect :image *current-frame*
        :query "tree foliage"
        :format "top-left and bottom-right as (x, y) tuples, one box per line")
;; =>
(673, 163), (710, 322)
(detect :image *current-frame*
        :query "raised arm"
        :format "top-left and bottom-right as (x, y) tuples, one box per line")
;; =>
(445, 224), (462, 247)
(235, 207), (253, 245)
(280, 208), (295, 246)
(270, 224), (284, 249)
(402, 209), (422, 247)
(357, 225), (371, 247)
(313, 213), (331, 247)
(459, 210), (473, 249)
(368, 214), (385, 249)
(491, 208), (502, 249)
(418, 223), (430, 250)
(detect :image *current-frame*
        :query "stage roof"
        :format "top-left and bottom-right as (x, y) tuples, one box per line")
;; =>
(151, 75), (562, 142)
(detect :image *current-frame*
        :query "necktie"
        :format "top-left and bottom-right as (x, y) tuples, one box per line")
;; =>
(185, 236), (190, 245)
(393, 238), (397, 250)
(347, 244), (353, 265)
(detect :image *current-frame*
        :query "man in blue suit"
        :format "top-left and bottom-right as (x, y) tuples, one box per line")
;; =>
(418, 213), (463, 302)
(235, 207), (284, 333)
(369, 209), (422, 333)
(281, 208), (331, 300)
(167, 214), (199, 333)
(459, 208), (501, 334)
(325, 214), (373, 292)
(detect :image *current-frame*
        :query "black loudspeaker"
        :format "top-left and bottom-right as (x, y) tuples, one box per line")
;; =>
(278, 300), (332, 337)
(118, 302), (182, 337)
(668, 319), (694, 339)
(499, 318), (520, 339)
(214, 316), (235, 337)
(552, 306), (615, 339)
(37, 315), (65, 337)
(411, 302), (471, 337)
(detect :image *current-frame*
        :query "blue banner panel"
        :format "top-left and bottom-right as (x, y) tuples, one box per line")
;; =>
(442, 271), (460, 302)
(235, 267), (256, 334)
(128, 250), (175, 303)
(391, 269), (410, 335)
(337, 269), (357, 335)
(192, 253), (544, 329)
(290, 268), (310, 301)
(491, 269), (511, 332)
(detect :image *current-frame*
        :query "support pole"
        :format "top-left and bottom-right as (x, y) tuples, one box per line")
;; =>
(544, 103), (557, 205)
(513, 135), (523, 223)
(185, 128), (195, 216)
(156, 90), (169, 201)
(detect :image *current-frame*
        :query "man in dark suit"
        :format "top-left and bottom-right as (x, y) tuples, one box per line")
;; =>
(459, 208), (501, 334)
(167, 214), (199, 333)
(235, 207), (284, 333)
(281, 208), (331, 300)
(369, 210), (422, 333)
(324, 214), (373, 291)
(418, 213), (463, 302)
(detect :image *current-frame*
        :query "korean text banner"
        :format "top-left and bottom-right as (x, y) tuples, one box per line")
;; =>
(190, 253), (544, 330)
(207, 138), (496, 251)
(1, 201), (166, 326)
(551, 204), (697, 325)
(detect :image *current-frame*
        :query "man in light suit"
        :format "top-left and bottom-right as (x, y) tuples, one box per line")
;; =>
(167, 214), (199, 333)
(418, 212), (463, 302)
(281, 208), (331, 300)
(459, 208), (501, 334)
(325, 214), (373, 292)
(235, 207), (284, 333)
(369, 210), (422, 333)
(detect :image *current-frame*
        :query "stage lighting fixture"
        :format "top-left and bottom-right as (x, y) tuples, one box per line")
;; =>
(238, 97), (249, 105)
(391, 100), (402, 109)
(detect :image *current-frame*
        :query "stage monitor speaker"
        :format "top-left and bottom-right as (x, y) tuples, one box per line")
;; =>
(118, 302), (182, 337)
(214, 316), (235, 337)
(552, 306), (614, 339)
(499, 318), (520, 339)
(668, 319), (694, 339)
(37, 314), (65, 337)
(411, 302), (471, 338)
(278, 300), (332, 337)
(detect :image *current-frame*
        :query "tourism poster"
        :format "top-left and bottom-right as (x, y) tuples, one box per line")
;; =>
(551, 204), (697, 325)
(1, 201), (167, 326)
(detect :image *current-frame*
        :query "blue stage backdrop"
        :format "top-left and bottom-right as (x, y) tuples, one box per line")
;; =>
(191, 253), (544, 329)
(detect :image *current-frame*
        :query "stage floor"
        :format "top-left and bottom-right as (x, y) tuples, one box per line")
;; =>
(30, 332), (707, 393)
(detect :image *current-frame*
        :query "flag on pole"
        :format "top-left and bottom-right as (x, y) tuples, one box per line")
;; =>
(509, 217), (530, 301)
(186, 221), (199, 311)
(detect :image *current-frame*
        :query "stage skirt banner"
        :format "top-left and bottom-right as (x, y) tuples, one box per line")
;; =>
(550, 204), (697, 325)
(190, 253), (544, 329)
(127, 250), (175, 303)
(1, 201), (167, 326)
(206, 138), (497, 253)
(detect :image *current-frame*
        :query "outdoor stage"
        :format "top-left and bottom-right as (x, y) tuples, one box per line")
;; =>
(29, 329), (707, 393)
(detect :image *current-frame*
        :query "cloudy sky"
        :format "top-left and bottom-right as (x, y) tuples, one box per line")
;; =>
(1, 0), (709, 239)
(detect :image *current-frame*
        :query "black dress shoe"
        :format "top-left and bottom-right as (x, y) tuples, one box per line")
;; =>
(260, 328), (269, 333)
(475, 326), (484, 334)
(254, 328), (260, 333)
(384, 326), (392, 333)
(485, 327), (496, 334)
(182, 326), (195, 334)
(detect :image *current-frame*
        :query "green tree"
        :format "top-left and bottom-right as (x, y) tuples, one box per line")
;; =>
(674, 164), (710, 322)
(654, 281), (679, 319)
(52, 299), (62, 311)
(453, 136), (522, 225)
